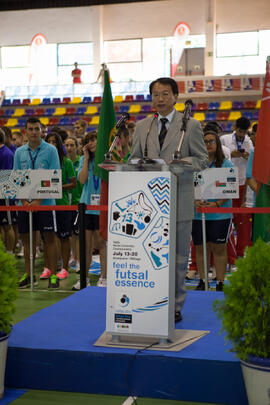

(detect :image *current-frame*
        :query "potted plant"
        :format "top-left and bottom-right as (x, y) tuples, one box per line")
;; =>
(213, 238), (270, 405)
(0, 238), (18, 399)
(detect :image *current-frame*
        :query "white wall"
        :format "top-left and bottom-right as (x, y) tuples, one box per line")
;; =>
(0, 0), (269, 46)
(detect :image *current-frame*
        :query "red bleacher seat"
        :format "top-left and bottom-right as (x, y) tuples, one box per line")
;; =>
(22, 99), (30, 105)
(62, 97), (71, 104)
(217, 111), (229, 121)
(0, 118), (7, 125)
(196, 102), (208, 111)
(93, 96), (102, 103)
(83, 116), (92, 124)
(49, 117), (59, 126)
(244, 101), (256, 109)
(124, 95), (134, 102)
(66, 107), (76, 115)
(0, 109), (5, 116)
(34, 108), (45, 116)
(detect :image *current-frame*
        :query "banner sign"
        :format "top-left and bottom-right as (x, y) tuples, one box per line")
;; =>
(171, 22), (190, 77)
(106, 171), (176, 339)
(0, 170), (62, 199)
(194, 167), (239, 200)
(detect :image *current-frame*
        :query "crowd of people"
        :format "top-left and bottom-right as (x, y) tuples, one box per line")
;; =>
(0, 78), (258, 322)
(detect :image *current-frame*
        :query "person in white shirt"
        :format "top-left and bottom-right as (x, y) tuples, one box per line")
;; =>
(220, 117), (254, 257)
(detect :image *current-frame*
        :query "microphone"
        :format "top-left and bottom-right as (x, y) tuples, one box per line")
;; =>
(116, 112), (130, 129)
(137, 113), (158, 165)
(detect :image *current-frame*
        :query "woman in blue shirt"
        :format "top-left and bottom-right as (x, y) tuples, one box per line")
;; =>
(192, 130), (234, 291)
(72, 132), (107, 291)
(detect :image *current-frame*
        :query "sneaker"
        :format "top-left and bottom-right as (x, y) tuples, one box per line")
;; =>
(56, 268), (69, 280)
(216, 281), (224, 291)
(17, 246), (24, 257)
(195, 279), (209, 291)
(186, 270), (197, 280)
(48, 274), (60, 290)
(19, 273), (38, 289)
(40, 268), (52, 280)
(72, 279), (90, 291)
(97, 277), (107, 287)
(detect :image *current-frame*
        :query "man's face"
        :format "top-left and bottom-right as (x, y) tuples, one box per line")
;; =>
(26, 122), (42, 144)
(151, 82), (178, 116)
(235, 128), (247, 139)
(65, 138), (77, 155)
(74, 123), (85, 136)
(12, 133), (23, 147)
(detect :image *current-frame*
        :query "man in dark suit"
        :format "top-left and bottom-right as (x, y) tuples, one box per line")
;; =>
(130, 77), (208, 322)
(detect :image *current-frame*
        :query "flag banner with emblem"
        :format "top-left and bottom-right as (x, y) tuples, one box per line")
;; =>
(252, 56), (270, 242)
(94, 69), (116, 239)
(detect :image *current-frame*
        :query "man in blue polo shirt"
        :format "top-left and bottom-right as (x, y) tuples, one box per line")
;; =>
(13, 117), (61, 289)
(0, 128), (16, 253)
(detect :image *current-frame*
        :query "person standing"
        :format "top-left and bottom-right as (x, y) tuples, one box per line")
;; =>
(13, 117), (61, 289)
(72, 62), (82, 84)
(129, 77), (208, 322)
(220, 117), (254, 257)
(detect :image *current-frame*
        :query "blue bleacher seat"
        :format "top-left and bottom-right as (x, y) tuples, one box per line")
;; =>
(226, 122), (233, 132)
(135, 94), (145, 101)
(146, 95), (152, 101)
(44, 107), (55, 116)
(25, 109), (34, 116)
(5, 109), (14, 117)
(119, 105), (129, 113)
(141, 105), (151, 113)
(242, 111), (253, 120)
(82, 96), (92, 104)
(137, 115), (147, 121)
(77, 107), (87, 115)
(232, 101), (244, 109)
(18, 118), (26, 127)
(71, 117), (78, 125)
(52, 98), (61, 104)
(208, 102), (220, 110)
(42, 98), (51, 105)
(3, 99), (11, 106)
(252, 111), (259, 120)
(59, 117), (71, 126)
(12, 99), (21, 106)
(205, 112), (217, 121)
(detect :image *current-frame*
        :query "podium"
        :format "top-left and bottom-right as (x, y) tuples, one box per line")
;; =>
(102, 162), (177, 344)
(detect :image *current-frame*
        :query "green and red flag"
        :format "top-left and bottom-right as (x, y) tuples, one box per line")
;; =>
(252, 56), (270, 242)
(94, 69), (116, 240)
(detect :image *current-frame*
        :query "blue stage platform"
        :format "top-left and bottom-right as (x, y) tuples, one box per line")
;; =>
(5, 289), (248, 405)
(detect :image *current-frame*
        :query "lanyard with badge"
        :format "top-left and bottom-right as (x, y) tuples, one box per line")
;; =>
(209, 160), (216, 168)
(234, 133), (245, 151)
(28, 147), (40, 169)
(90, 159), (100, 205)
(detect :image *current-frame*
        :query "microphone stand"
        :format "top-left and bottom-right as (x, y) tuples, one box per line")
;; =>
(103, 124), (125, 164)
(170, 99), (193, 165)
(137, 113), (158, 167)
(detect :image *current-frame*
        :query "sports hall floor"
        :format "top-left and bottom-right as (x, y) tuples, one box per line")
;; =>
(4, 252), (226, 405)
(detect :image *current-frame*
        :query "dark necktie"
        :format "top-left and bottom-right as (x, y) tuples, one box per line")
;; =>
(159, 118), (168, 149)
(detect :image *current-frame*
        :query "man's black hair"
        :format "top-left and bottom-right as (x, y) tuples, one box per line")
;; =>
(235, 117), (250, 130)
(149, 77), (178, 96)
(26, 116), (41, 128)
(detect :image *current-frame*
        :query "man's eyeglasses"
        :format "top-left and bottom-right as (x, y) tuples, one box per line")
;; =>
(204, 139), (216, 145)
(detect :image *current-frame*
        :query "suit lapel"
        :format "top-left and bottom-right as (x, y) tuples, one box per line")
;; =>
(162, 111), (183, 151)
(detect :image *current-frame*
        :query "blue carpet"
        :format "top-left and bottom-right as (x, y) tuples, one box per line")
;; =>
(6, 289), (248, 405)
(0, 389), (26, 404)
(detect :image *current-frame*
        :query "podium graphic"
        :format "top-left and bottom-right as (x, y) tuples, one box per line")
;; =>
(106, 170), (176, 341)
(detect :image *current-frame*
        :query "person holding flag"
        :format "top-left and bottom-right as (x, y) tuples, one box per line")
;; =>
(252, 56), (270, 242)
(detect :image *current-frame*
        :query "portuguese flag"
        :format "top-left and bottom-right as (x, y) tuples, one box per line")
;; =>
(94, 69), (116, 240)
(252, 57), (270, 242)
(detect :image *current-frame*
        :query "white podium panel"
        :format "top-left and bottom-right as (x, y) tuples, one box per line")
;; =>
(106, 171), (176, 340)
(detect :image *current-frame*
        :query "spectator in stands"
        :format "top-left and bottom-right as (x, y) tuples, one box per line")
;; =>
(71, 62), (82, 84)
(74, 119), (88, 138)
(95, 63), (112, 84)
(0, 128), (16, 253)
(72, 131), (107, 291)
(64, 136), (84, 271)
(12, 131), (24, 148)
(44, 132), (76, 281)
(41, 123), (47, 139)
(220, 117), (253, 257)
(193, 130), (234, 291)
(2, 126), (17, 154)
(13, 117), (61, 289)
(129, 77), (208, 322)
